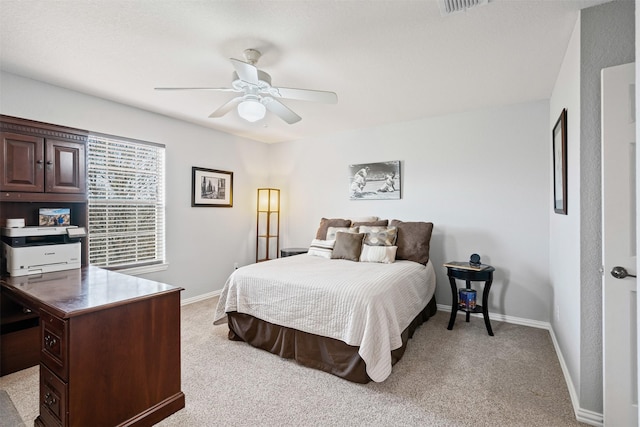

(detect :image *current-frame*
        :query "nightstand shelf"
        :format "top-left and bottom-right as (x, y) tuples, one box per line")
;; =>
(457, 304), (483, 314)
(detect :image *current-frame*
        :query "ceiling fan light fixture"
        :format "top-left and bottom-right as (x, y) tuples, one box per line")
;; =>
(238, 99), (266, 122)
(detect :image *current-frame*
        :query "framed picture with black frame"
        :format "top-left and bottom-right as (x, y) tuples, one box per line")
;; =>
(191, 166), (233, 207)
(552, 109), (567, 215)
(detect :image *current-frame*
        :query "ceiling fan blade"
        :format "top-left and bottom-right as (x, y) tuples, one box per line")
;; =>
(230, 58), (259, 85)
(272, 87), (338, 104)
(155, 87), (238, 92)
(263, 97), (302, 124)
(209, 97), (243, 118)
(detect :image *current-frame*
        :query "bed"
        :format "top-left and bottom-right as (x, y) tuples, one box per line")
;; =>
(213, 218), (436, 383)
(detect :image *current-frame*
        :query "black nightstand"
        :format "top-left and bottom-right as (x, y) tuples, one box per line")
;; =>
(444, 262), (495, 336)
(280, 248), (308, 257)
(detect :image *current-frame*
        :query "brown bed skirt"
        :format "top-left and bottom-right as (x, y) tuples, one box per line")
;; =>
(226, 295), (437, 383)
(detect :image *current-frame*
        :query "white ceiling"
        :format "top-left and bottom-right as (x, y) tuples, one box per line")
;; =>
(0, 0), (610, 143)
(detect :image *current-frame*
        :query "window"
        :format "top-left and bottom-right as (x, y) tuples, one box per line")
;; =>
(87, 133), (166, 271)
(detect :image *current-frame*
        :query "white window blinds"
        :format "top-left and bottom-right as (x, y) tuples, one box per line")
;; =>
(87, 134), (165, 269)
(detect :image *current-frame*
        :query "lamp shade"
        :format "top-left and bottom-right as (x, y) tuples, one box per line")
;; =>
(238, 99), (266, 122)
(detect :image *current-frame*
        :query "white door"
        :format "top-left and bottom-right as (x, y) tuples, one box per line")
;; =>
(602, 62), (637, 427)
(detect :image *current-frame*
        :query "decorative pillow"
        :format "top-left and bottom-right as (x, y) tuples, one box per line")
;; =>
(360, 244), (397, 264)
(326, 226), (359, 241)
(307, 239), (335, 259)
(352, 219), (389, 227)
(315, 218), (351, 240)
(390, 220), (433, 265)
(348, 216), (378, 223)
(359, 225), (397, 246)
(331, 232), (365, 262)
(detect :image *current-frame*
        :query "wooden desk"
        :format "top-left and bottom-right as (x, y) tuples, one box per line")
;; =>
(0, 266), (185, 426)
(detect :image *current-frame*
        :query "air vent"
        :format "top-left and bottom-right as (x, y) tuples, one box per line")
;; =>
(438, 0), (490, 15)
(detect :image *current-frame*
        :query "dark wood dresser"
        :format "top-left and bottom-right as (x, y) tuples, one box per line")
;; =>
(0, 266), (185, 426)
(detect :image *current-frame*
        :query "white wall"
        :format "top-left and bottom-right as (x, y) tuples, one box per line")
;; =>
(549, 16), (582, 407)
(269, 101), (551, 322)
(578, 0), (635, 415)
(0, 71), (270, 300)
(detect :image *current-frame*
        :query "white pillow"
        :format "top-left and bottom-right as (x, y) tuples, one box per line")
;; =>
(360, 244), (397, 264)
(308, 239), (335, 259)
(326, 226), (359, 241)
(348, 216), (378, 223)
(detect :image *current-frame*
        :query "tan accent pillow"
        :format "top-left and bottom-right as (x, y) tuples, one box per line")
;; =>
(351, 219), (389, 227)
(315, 218), (352, 239)
(326, 226), (359, 241)
(359, 225), (397, 246)
(331, 232), (365, 262)
(390, 220), (434, 265)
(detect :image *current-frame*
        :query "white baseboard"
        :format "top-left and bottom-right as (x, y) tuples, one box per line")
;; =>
(436, 303), (549, 329)
(181, 290), (220, 306)
(547, 327), (604, 427)
(437, 304), (604, 426)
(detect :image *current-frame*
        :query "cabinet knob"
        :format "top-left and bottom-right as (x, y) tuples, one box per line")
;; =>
(46, 160), (53, 166)
(44, 335), (57, 349)
(44, 392), (57, 406)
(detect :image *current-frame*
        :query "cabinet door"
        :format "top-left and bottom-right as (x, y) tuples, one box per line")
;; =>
(0, 131), (45, 192)
(45, 139), (86, 194)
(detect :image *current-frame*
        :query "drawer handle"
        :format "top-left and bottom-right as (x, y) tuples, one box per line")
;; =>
(44, 392), (57, 407)
(44, 335), (57, 349)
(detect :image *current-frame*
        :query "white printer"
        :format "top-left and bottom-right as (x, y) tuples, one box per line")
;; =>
(1, 226), (85, 276)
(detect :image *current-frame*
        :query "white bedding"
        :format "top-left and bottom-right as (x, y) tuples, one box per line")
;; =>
(213, 254), (436, 382)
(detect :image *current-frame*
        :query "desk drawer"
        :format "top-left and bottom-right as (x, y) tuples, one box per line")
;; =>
(41, 309), (68, 380)
(40, 363), (67, 427)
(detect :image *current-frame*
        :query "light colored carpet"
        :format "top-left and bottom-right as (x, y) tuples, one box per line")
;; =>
(0, 389), (25, 427)
(1, 298), (585, 426)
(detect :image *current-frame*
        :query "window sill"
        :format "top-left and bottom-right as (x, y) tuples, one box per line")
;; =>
(115, 263), (169, 276)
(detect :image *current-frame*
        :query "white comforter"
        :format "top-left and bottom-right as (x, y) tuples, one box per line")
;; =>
(213, 254), (436, 382)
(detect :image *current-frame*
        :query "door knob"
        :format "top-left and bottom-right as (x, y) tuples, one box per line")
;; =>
(611, 266), (637, 279)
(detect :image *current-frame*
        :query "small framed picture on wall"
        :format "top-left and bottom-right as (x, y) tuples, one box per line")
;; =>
(552, 108), (567, 215)
(192, 166), (233, 207)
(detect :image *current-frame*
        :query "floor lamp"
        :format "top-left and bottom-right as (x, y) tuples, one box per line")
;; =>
(257, 188), (280, 262)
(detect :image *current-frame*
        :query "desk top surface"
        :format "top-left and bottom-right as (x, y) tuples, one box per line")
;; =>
(1, 266), (182, 318)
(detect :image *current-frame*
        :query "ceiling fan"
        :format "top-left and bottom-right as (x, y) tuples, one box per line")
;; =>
(155, 49), (338, 124)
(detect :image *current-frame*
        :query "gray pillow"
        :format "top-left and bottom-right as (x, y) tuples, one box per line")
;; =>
(315, 218), (352, 239)
(389, 220), (433, 265)
(331, 232), (365, 262)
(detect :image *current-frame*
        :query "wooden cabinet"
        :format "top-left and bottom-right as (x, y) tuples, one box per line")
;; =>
(45, 139), (85, 194)
(0, 288), (40, 375)
(0, 132), (44, 192)
(0, 116), (89, 272)
(1, 266), (185, 427)
(0, 117), (86, 196)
